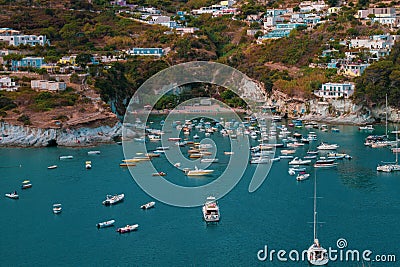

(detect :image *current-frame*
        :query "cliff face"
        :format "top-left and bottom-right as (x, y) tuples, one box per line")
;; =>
(264, 90), (400, 124)
(0, 122), (122, 147)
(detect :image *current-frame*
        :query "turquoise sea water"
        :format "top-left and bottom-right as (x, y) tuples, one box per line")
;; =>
(0, 121), (399, 266)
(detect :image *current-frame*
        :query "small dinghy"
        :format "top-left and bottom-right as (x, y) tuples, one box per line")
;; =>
(152, 172), (166, 176)
(5, 191), (19, 199)
(97, 219), (115, 228)
(59, 155), (73, 160)
(140, 201), (155, 209)
(296, 173), (310, 181)
(53, 203), (62, 214)
(21, 180), (32, 189)
(85, 161), (92, 169)
(117, 224), (139, 233)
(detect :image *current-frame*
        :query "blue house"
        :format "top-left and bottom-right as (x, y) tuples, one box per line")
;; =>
(260, 30), (291, 39)
(275, 23), (307, 30)
(11, 57), (44, 71)
(265, 9), (288, 17)
(127, 48), (164, 56)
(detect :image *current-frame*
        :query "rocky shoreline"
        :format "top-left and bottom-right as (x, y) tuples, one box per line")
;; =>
(0, 122), (122, 147)
(1, 97), (399, 147)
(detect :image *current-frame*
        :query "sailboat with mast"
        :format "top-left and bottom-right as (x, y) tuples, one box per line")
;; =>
(307, 172), (329, 266)
(377, 128), (400, 172)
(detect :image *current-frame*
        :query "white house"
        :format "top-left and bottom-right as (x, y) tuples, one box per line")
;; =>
(264, 16), (284, 27)
(314, 82), (355, 99)
(0, 28), (49, 46)
(0, 77), (18, 91)
(31, 80), (67, 92)
(340, 63), (370, 77)
(175, 27), (199, 34)
(299, 1), (327, 13)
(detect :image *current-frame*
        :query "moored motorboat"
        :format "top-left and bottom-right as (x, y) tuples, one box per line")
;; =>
(202, 196), (220, 223)
(85, 161), (92, 169)
(289, 157), (311, 165)
(152, 172), (166, 176)
(53, 203), (62, 214)
(140, 201), (155, 209)
(88, 151), (101, 155)
(296, 173), (310, 181)
(200, 158), (219, 163)
(377, 164), (393, 172)
(186, 166), (214, 176)
(96, 219), (115, 228)
(314, 158), (336, 168)
(21, 180), (32, 189)
(359, 125), (374, 131)
(122, 157), (151, 162)
(59, 155), (73, 160)
(117, 224), (139, 233)
(119, 163), (136, 167)
(288, 166), (307, 175)
(317, 142), (338, 150)
(102, 193), (125, 206)
(5, 191), (19, 199)
(250, 157), (270, 164)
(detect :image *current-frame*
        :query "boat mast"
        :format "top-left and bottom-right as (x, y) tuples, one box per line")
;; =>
(313, 171), (317, 241)
(386, 94), (388, 138)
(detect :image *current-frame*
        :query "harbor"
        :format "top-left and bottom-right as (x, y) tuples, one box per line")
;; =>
(0, 116), (399, 266)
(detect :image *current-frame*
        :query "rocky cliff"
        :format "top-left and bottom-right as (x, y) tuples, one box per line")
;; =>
(264, 90), (400, 124)
(0, 122), (122, 147)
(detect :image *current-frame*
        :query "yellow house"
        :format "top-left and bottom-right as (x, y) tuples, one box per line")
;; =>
(328, 7), (341, 14)
(220, 1), (229, 6)
(58, 55), (77, 66)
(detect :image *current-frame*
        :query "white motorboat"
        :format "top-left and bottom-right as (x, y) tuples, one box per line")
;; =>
(317, 143), (338, 150)
(117, 224), (139, 233)
(377, 164), (393, 172)
(279, 155), (294, 159)
(5, 191), (19, 199)
(140, 201), (155, 209)
(288, 166), (307, 175)
(314, 158), (336, 168)
(304, 155), (317, 159)
(21, 180), (32, 189)
(156, 146), (169, 150)
(59, 155), (73, 160)
(250, 157), (270, 164)
(281, 149), (296, 155)
(53, 203), (62, 214)
(88, 151), (101, 155)
(296, 173), (310, 181)
(102, 193), (125, 206)
(307, 172), (329, 266)
(97, 219), (115, 228)
(359, 125), (374, 131)
(186, 166), (214, 176)
(200, 158), (219, 163)
(289, 157), (311, 165)
(85, 161), (92, 169)
(48, 165), (58, 169)
(202, 196), (220, 223)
